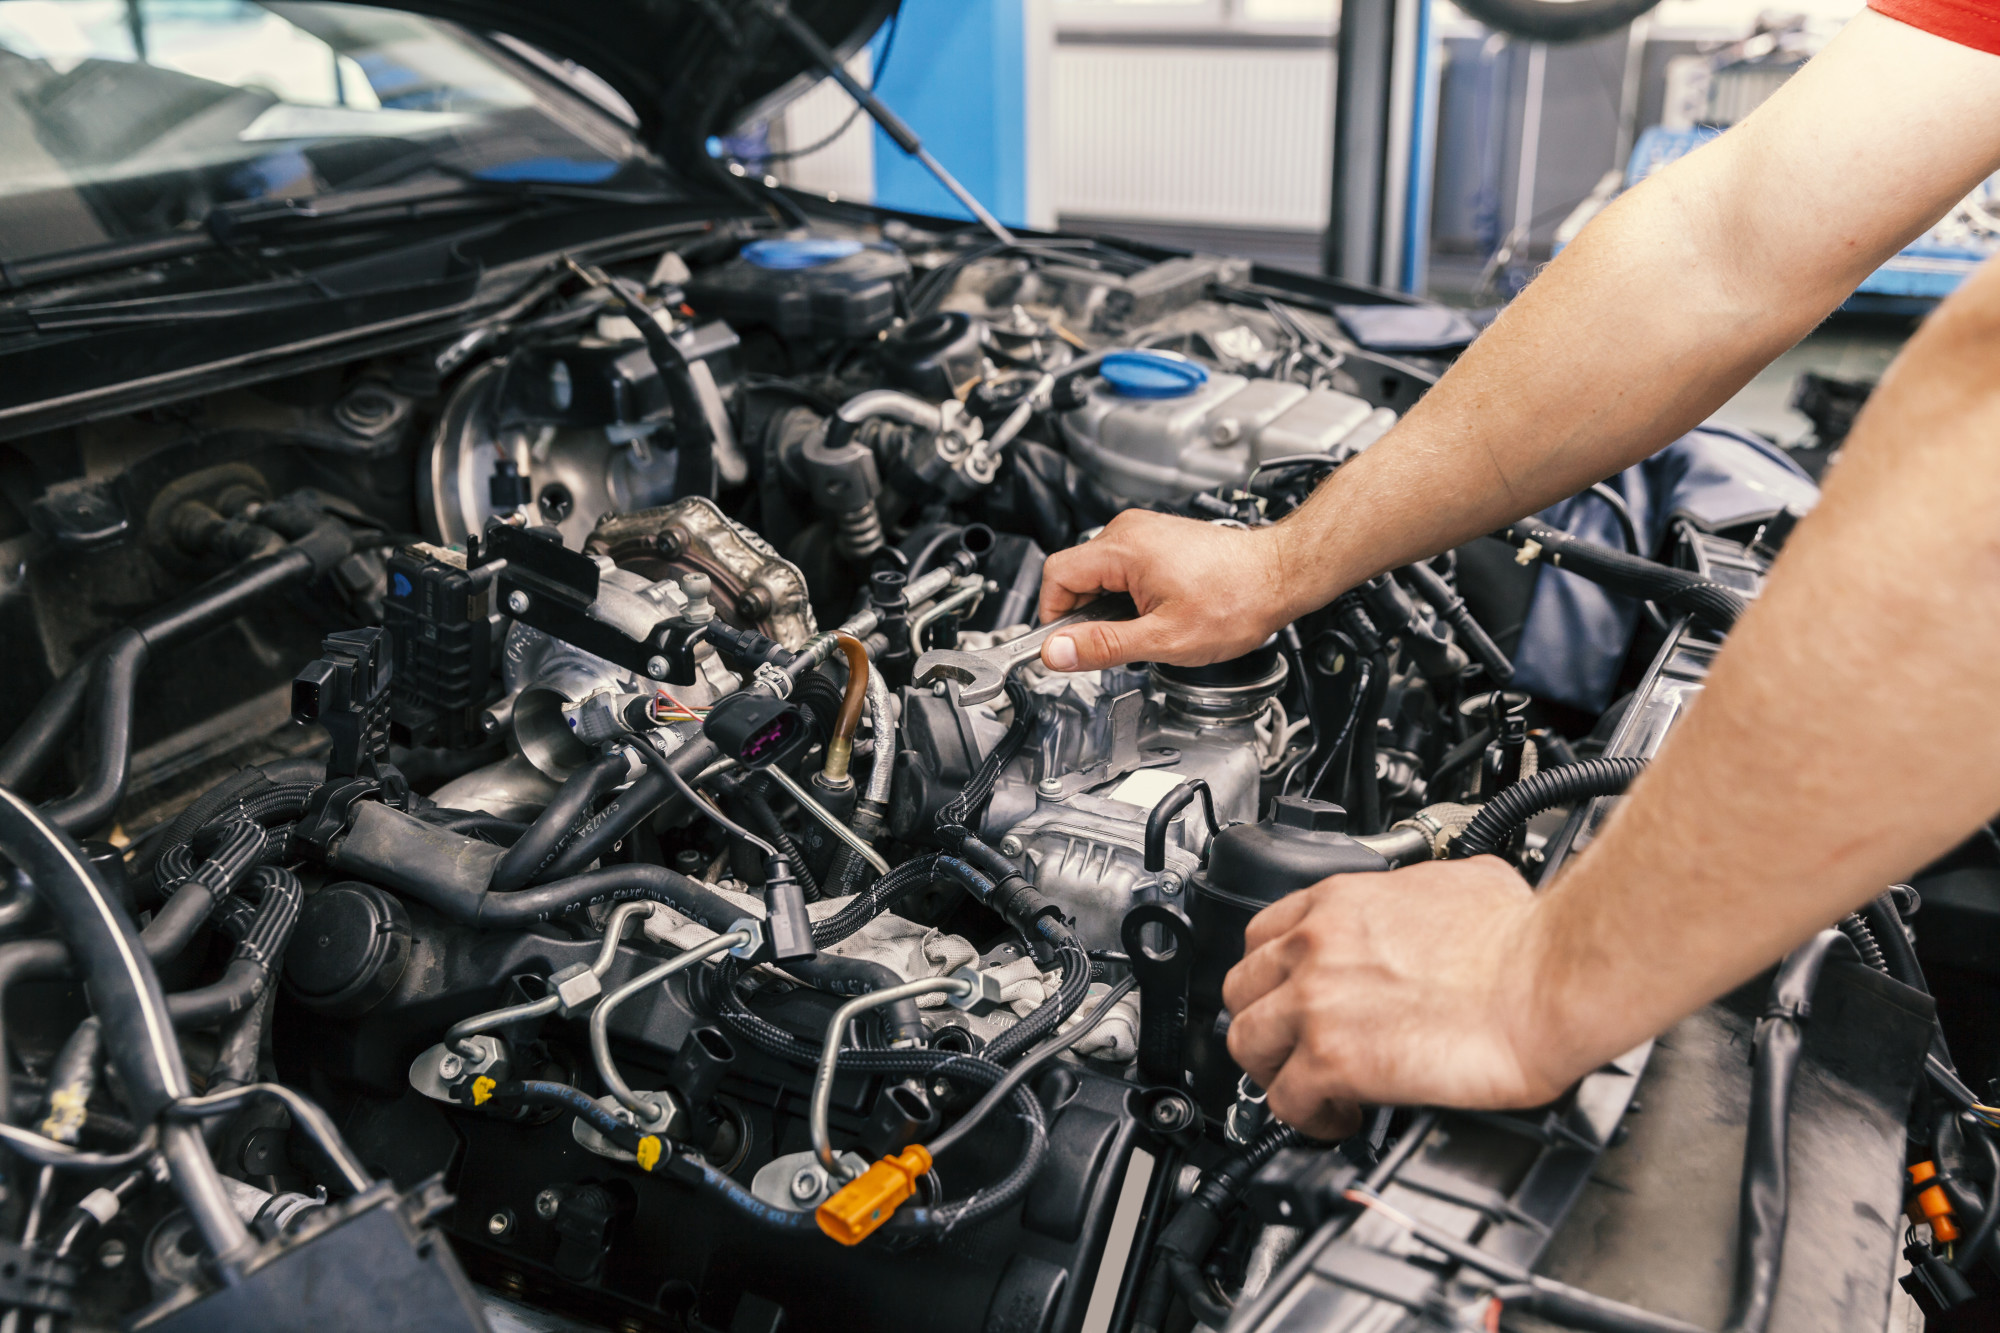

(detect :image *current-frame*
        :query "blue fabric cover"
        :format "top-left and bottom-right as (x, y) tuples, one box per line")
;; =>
(1509, 425), (1819, 713)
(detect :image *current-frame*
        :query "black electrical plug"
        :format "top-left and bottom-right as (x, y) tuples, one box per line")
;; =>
(761, 856), (816, 964)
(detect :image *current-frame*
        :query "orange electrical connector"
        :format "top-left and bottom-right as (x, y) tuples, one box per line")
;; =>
(1908, 1161), (1961, 1242)
(816, 1145), (933, 1246)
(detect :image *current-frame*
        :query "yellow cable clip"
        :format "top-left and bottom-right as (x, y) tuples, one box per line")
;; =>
(471, 1076), (496, 1107)
(635, 1136), (663, 1172)
(816, 1145), (932, 1246)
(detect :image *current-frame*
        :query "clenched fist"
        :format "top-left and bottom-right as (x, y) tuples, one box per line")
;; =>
(1221, 858), (1580, 1139)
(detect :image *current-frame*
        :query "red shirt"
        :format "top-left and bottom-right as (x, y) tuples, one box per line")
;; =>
(1871, 0), (2000, 55)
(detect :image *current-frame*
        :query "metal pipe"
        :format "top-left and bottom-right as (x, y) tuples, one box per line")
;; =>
(588, 930), (750, 1129)
(763, 767), (891, 876)
(907, 579), (986, 648)
(811, 976), (969, 1178)
(796, 565), (962, 671)
(161, 1122), (256, 1278)
(446, 902), (656, 1056)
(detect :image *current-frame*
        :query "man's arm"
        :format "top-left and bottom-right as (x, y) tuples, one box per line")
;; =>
(1038, 10), (2000, 673)
(1219, 250), (2000, 1134)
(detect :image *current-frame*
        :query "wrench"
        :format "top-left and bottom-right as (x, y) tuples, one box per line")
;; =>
(909, 593), (1137, 706)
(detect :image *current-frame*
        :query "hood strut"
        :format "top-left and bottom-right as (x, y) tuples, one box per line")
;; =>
(754, 0), (1017, 245)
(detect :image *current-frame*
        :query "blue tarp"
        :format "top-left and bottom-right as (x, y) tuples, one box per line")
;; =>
(1509, 425), (1820, 713)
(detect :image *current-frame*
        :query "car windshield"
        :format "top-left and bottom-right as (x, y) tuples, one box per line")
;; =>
(0, 0), (662, 265)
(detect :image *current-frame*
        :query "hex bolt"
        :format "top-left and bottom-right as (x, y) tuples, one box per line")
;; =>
(506, 590), (531, 615)
(645, 656), (671, 680)
(534, 1189), (562, 1220)
(488, 1209), (515, 1238)
(1037, 777), (1063, 797)
(436, 1053), (464, 1081)
(790, 1168), (823, 1204)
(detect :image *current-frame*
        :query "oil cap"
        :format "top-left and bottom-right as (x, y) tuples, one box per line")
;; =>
(741, 238), (865, 270)
(284, 881), (411, 1016)
(1099, 350), (1210, 399)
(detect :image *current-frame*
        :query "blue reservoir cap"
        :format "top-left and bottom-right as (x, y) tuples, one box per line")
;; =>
(1099, 350), (1210, 399)
(741, 238), (866, 270)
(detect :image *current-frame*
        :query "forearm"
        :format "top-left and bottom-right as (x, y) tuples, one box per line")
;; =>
(1526, 257), (2000, 1077)
(1270, 11), (2000, 616)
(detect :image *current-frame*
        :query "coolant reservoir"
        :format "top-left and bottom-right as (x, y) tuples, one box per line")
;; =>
(1059, 349), (1392, 501)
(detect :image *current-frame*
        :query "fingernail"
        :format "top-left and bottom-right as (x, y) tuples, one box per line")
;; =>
(1043, 635), (1078, 671)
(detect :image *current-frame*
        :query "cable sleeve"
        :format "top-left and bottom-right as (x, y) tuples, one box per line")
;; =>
(1451, 757), (1649, 860)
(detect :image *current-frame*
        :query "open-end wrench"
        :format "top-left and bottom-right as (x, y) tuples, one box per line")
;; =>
(909, 593), (1136, 705)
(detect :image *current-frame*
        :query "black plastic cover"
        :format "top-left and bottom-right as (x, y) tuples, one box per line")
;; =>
(683, 246), (910, 342)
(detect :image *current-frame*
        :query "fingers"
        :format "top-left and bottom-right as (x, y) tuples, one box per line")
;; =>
(1048, 616), (1166, 672)
(1242, 887), (1319, 955)
(1264, 1058), (1363, 1140)
(1224, 988), (1301, 1088)
(1038, 533), (1132, 624)
(1221, 936), (1297, 1016)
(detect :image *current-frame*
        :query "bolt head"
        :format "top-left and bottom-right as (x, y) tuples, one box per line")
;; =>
(1151, 1095), (1192, 1130)
(487, 1210), (514, 1237)
(738, 586), (772, 618)
(506, 590), (531, 615)
(1037, 777), (1063, 796)
(1157, 872), (1183, 896)
(932, 1078), (953, 1100)
(97, 1238), (128, 1270)
(436, 1053), (463, 1081)
(998, 835), (1024, 858)
(645, 655), (671, 680)
(790, 1168), (823, 1203)
(535, 1189), (561, 1219)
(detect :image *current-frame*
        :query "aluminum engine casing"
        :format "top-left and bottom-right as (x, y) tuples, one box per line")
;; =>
(979, 665), (1280, 952)
(1058, 371), (1394, 502)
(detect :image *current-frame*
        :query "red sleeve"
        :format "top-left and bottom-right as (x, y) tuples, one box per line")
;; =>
(1870, 0), (2000, 55)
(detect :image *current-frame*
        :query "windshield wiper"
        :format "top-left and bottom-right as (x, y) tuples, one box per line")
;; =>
(0, 175), (677, 295)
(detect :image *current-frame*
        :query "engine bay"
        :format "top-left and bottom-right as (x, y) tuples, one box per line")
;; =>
(0, 218), (1986, 1333)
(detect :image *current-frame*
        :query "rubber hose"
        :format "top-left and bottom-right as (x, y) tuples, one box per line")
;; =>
(737, 778), (821, 900)
(979, 920), (1092, 1067)
(1347, 650), (1389, 833)
(38, 630), (146, 834)
(1723, 929), (1851, 1333)
(0, 789), (192, 1121)
(534, 736), (721, 881)
(0, 939), (71, 1126)
(490, 749), (632, 892)
(147, 820), (267, 962)
(1399, 562), (1514, 684)
(811, 855), (936, 947)
(823, 633), (869, 784)
(1505, 518), (1749, 634)
(1955, 1128), (2000, 1275)
(0, 544), (327, 798)
(166, 866), (301, 1028)
(1451, 757), (1649, 860)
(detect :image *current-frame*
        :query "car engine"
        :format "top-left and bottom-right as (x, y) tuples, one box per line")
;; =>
(0, 222), (1979, 1333)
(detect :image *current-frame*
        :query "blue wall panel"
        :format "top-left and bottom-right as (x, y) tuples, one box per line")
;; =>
(871, 0), (1028, 228)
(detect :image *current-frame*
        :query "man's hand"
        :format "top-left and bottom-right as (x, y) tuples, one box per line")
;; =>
(1222, 858), (1577, 1138)
(1037, 511), (1298, 671)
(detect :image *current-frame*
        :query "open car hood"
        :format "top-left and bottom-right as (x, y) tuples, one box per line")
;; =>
(378, 0), (893, 163)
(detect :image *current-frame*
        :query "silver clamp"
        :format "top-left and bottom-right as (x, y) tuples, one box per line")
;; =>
(752, 662), (794, 700)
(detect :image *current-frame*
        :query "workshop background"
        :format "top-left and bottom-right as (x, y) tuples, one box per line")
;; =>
(740, 0), (2000, 450)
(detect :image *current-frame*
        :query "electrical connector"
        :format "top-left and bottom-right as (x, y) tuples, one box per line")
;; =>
(1908, 1161), (1961, 1242)
(815, 1144), (932, 1245)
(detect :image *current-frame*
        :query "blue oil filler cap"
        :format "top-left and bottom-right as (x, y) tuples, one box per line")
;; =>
(741, 238), (866, 270)
(1099, 350), (1209, 399)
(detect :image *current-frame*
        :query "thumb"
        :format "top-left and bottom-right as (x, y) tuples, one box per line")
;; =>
(1042, 613), (1171, 672)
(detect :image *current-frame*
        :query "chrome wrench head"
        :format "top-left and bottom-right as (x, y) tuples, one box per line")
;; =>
(909, 594), (1136, 705)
